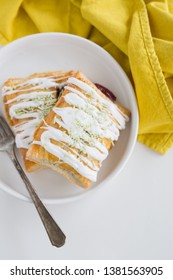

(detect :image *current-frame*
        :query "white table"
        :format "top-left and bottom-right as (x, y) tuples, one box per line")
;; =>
(0, 142), (173, 260)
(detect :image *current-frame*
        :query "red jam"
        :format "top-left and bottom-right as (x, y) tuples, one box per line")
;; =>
(95, 83), (116, 102)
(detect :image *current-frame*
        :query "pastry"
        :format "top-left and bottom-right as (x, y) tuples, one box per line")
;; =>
(2, 70), (74, 172)
(26, 71), (130, 188)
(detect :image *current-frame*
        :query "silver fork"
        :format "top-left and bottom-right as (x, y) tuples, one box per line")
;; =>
(0, 115), (66, 247)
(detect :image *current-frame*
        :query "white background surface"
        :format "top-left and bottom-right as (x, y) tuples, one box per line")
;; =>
(0, 141), (173, 260)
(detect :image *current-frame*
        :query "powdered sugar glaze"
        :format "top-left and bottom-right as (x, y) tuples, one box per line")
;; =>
(2, 74), (69, 148)
(33, 77), (129, 182)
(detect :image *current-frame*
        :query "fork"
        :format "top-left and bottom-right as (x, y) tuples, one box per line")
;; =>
(0, 115), (66, 247)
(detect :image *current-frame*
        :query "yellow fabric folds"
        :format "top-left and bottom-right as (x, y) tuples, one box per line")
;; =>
(0, 0), (173, 154)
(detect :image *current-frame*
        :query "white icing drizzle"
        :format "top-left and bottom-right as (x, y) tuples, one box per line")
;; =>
(67, 77), (129, 127)
(33, 76), (129, 182)
(5, 91), (55, 104)
(53, 107), (117, 141)
(2, 76), (70, 96)
(33, 128), (97, 182)
(63, 91), (120, 139)
(3, 75), (67, 148)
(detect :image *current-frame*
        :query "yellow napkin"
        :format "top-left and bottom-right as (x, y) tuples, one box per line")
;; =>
(0, 0), (173, 154)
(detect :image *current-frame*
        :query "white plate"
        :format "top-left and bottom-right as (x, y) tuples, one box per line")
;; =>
(0, 33), (138, 204)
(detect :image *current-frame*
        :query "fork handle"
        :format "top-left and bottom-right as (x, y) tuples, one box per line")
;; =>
(7, 147), (66, 248)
